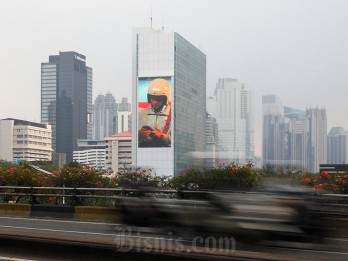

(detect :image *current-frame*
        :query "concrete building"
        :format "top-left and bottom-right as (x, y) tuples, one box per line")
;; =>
(327, 127), (348, 164)
(0, 118), (52, 162)
(210, 79), (254, 164)
(41, 51), (92, 162)
(92, 92), (118, 140)
(73, 139), (106, 169)
(132, 28), (206, 176)
(105, 131), (132, 173)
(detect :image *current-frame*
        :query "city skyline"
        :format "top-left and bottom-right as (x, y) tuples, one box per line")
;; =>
(2, 0), (348, 156)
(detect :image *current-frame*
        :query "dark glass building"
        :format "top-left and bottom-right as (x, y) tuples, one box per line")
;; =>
(41, 51), (93, 162)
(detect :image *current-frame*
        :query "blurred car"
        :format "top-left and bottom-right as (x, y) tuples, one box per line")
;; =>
(118, 185), (330, 241)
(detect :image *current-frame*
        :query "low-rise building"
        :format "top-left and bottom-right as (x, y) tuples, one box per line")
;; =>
(104, 131), (132, 173)
(0, 118), (52, 162)
(73, 139), (106, 169)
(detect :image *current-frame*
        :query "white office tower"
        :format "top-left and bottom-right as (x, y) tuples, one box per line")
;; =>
(0, 118), (52, 162)
(327, 127), (347, 164)
(132, 28), (206, 176)
(210, 79), (254, 164)
(306, 107), (327, 172)
(116, 97), (131, 134)
(92, 92), (118, 140)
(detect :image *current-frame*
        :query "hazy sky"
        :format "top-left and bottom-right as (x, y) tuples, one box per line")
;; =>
(1, 0), (348, 155)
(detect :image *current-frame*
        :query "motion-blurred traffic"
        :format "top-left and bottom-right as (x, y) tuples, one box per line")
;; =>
(119, 184), (345, 243)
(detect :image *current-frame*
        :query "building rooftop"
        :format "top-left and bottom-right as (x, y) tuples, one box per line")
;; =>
(106, 131), (132, 139)
(1, 118), (49, 129)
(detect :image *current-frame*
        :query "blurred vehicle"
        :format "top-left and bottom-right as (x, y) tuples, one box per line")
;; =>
(119, 185), (332, 242)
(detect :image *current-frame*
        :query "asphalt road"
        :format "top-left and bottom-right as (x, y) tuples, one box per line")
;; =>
(0, 216), (347, 261)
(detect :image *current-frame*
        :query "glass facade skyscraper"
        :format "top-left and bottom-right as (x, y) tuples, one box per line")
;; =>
(41, 63), (57, 151)
(41, 51), (92, 162)
(262, 95), (285, 168)
(327, 127), (348, 164)
(132, 28), (206, 176)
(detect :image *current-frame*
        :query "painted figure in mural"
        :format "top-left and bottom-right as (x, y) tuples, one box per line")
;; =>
(138, 78), (171, 147)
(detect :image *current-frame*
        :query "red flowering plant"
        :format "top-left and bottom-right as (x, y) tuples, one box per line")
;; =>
(46, 163), (110, 206)
(112, 168), (169, 189)
(0, 164), (47, 187)
(0, 161), (50, 203)
(168, 162), (266, 190)
(297, 170), (348, 194)
(298, 171), (316, 188)
(50, 164), (108, 188)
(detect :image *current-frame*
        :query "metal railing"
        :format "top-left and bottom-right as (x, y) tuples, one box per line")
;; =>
(0, 186), (208, 206)
(0, 186), (348, 211)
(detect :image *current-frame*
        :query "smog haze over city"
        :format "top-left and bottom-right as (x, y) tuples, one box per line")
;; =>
(1, 0), (348, 155)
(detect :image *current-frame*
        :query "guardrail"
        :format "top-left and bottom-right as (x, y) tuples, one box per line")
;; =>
(0, 185), (348, 208)
(0, 186), (211, 206)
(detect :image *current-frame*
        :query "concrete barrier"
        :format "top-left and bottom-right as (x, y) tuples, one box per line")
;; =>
(328, 218), (348, 238)
(0, 204), (121, 223)
(0, 203), (346, 238)
(74, 206), (121, 223)
(30, 204), (75, 219)
(0, 203), (31, 218)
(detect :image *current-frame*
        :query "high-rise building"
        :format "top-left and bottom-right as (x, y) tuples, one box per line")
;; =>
(263, 96), (309, 170)
(92, 92), (118, 140)
(283, 107), (309, 169)
(327, 127), (348, 164)
(262, 95), (286, 168)
(205, 113), (219, 168)
(116, 97), (131, 134)
(118, 97), (131, 112)
(306, 107), (327, 172)
(210, 79), (254, 163)
(41, 51), (92, 162)
(116, 111), (131, 134)
(132, 28), (206, 176)
(0, 118), (52, 162)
